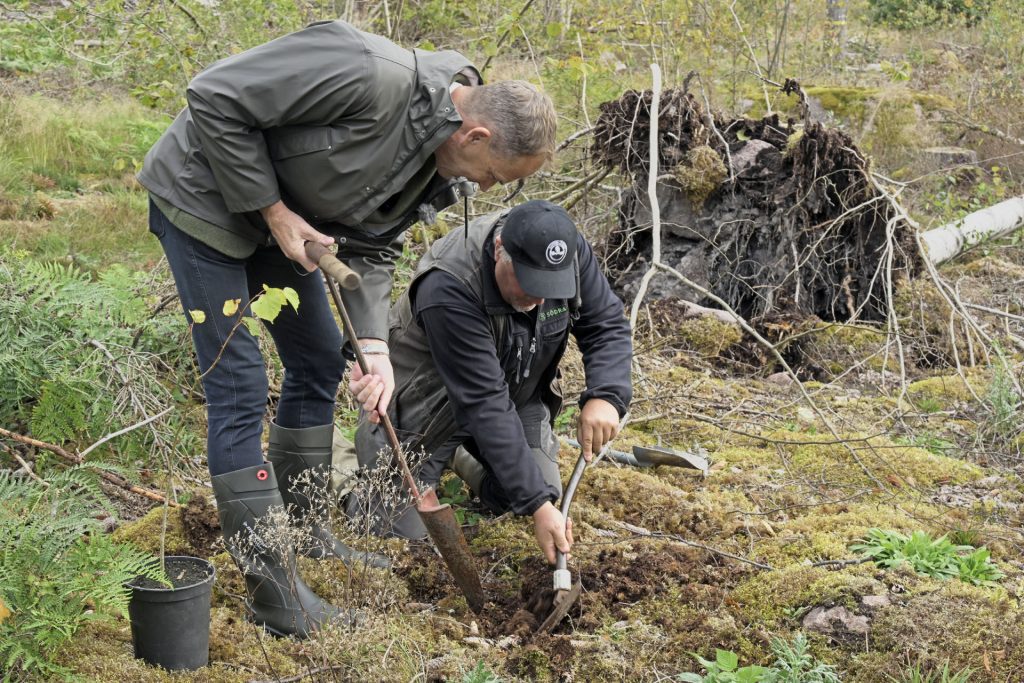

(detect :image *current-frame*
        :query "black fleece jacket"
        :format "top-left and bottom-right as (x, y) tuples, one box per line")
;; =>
(411, 232), (632, 514)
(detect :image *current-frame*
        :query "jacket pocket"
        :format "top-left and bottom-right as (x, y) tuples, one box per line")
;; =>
(267, 127), (333, 160)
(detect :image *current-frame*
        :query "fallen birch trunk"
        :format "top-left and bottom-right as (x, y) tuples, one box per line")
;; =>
(920, 196), (1024, 265)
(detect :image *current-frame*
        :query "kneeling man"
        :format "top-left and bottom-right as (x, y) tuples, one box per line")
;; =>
(351, 200), (632, 563)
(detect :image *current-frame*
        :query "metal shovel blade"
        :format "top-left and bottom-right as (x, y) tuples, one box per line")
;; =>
(537, 581), (582, 634)
(631, 444), (709, 473)
(417, 502), (486, 613)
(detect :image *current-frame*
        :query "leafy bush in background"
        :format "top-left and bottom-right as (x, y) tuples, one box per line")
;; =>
(0, 467), (166, 678)
(867, 0), (991, 28)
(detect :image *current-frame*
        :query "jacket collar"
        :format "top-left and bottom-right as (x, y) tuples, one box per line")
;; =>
(482, 228), (516, 315)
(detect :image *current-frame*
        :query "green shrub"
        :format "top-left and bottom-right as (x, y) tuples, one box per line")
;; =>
(0, 250), (197, 462)
(679, 635), (839, 683)
(0, 467), (167, 678)
(867, 0), (991, 28)
(851, 529), (1003, 586)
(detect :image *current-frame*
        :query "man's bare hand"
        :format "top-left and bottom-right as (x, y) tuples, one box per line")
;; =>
(260, 200), (333, 271)
(533, 501), (573, 565)
(348, 347), (394, 424)
(577, 398), (620, 462)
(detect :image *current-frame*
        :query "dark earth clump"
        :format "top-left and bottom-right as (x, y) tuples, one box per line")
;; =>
(592, 86), (923, 324)
(181, 494), (222, 556)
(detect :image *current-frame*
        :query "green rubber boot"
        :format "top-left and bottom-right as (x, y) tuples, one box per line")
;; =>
(267, 422), (391, 569)
(211, 463), (359, 638)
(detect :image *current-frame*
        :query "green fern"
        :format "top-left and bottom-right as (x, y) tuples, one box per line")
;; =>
(29, 380), (88, 444)
(0, 466), (167, 678)
(0, 248), (195, 462)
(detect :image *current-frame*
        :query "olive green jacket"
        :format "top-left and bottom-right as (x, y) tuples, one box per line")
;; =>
(138, 20), (478, 341)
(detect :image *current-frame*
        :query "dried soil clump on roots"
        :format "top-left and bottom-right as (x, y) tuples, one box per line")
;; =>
(593, 87), (922, 325)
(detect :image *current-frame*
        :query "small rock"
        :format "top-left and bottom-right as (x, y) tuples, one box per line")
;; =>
(731, 139), (777, 176)
(468, 621), (479, 636)
(495, 636), (520, 649)
(406, 602), (434, 612)
(860, 594), (891, 610)
(767, 372), (794, 386)
(796, 407), (816, 424)
(463, 637), (492, 649)
(802, 606), (870, 640)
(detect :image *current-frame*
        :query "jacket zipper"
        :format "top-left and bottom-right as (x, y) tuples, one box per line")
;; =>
(522, 336), (536, 379)
(514, 339), (524, 384)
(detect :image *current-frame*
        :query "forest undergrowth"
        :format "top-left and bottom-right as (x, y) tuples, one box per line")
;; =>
(1, 0), (1023, 680)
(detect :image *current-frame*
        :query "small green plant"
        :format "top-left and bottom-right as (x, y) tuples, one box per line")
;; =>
(983, 363), (1021, 441)
(463, 660), (502, 683)
(438, 476), (483, 526)
(0, 467), (167, 678)
(956, 547), (1005, 587)
(762, 633), (840, 683)
(678, 649), (769, 683)
(680, 636), (839, 683)
(887, 660), (973, 682)
(852, 529), (1003, 585)
(554, 405), (578, 434)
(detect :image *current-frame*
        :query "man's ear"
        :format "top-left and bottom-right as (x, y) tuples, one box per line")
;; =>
(464, 126), (492, 145)
(494, 236), (503, 262)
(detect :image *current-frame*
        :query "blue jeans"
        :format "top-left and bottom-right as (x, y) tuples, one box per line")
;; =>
(149, 199), (346, 476)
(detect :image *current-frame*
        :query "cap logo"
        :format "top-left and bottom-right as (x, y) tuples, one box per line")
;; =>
(545, 240), (568, 265)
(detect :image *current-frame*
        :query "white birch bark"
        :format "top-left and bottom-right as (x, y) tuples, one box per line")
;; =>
(920, 196), (1024, 266)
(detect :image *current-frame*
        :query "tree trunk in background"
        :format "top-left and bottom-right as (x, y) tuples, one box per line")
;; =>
(921, 196), (1024, 265)
(826, 0), (848, 57)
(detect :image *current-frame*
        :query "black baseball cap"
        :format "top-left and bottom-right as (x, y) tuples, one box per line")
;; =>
(501, 200), (577, 299)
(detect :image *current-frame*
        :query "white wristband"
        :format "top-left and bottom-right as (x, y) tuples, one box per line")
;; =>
(359, 341), (389, 356)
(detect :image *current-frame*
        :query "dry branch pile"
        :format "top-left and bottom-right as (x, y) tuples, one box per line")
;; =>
(592, 87), (923, 323)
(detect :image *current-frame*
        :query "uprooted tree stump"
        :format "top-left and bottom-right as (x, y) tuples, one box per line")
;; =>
(591, 87), (923, 324)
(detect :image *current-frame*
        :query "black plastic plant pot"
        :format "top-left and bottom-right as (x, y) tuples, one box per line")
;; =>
(127, 555), (215, 671)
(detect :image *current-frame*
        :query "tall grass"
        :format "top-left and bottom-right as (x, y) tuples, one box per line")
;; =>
(0, 94), (166, 195)
(0, 94), (166, 268)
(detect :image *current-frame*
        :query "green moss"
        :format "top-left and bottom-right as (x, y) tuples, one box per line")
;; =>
(469, 517), (537, 580)
(676, 317), (744, 358)
(732, 563), (883, 627)
(752, 504), (924, 565)
(799, 323), (889, 376)
(575, 467), (749, 538)
(672, 145), (728, 209)
(112, 505), (193, 557)
(907, 374), (985, 405)
(805, 86), (878, 120)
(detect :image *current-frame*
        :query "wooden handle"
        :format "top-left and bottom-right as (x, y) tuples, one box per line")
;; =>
(304, 242), (361, 290)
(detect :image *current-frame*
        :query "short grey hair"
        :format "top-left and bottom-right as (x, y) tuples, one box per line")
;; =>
(462, 81), (557, 161)
(493, 223), (512, 263)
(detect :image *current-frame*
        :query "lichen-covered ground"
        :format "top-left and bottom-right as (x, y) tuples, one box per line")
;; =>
(54, 240), (1024, 682)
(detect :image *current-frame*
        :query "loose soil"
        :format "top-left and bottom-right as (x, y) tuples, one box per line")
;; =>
(181, 494), (222, 557)
(130, 556), (213, 590)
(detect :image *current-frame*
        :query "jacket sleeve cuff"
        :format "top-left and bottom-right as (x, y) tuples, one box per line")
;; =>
(513, 486), (560, 517)
(579, 389), (629, 418)
(225, 190), (282, 214)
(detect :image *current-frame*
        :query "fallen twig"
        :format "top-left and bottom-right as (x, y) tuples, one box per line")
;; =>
(0, 426), (181, 507)
(614, 520), (774, 570)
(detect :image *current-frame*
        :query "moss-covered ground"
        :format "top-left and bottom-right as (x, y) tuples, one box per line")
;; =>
(3, 2), (1023, 680)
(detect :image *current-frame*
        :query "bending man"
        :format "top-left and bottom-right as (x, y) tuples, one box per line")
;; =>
(138, 20), (556, 637)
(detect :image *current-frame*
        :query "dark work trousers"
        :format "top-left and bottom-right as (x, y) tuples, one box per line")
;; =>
(148, 199), (346, 476)
(351, 398), (561, 539)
